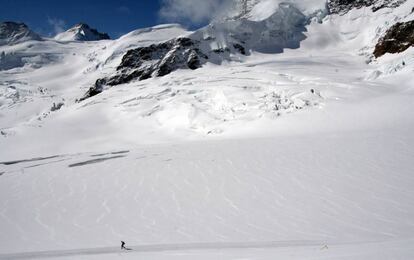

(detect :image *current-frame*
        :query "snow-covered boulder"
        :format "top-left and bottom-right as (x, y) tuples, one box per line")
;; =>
(0, 21), (42, 46)
(54, 23), (110, 41)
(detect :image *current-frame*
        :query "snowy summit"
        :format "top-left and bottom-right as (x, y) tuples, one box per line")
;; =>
(54, 23), (110, 41)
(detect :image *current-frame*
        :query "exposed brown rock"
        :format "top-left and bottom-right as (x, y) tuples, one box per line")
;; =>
(374, 20), (414, 58)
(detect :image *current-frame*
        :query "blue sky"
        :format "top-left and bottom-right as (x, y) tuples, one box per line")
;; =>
(0, 0), (165, 38)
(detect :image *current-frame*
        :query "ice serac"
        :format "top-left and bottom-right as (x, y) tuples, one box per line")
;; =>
(327, 0), (407, 14)
(0, 21), (42, 46)
(54, 23), (110, 41)
(374, 20), (414, 57)
(82, 3), (307, 99)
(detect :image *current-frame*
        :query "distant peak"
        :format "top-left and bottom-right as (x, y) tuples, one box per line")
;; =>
(0, 21), (31, 32)
(55, 23), (110, 41)
(73, 23), (91, 29)
(1, 21), (28, 27)
(0, 21), (42, 45)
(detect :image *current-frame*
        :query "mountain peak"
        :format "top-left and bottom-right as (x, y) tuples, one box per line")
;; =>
(0, 21), (42, 46)
(54, 23), (110, 41)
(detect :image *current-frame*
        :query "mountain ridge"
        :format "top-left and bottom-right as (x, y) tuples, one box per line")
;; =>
(54, 23), (110, 41)
(0, 21), (42, 46)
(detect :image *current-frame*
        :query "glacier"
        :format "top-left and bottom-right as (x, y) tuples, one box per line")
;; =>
(0, 0), (414, 259)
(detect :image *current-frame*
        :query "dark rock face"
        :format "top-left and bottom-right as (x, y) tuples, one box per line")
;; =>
(78, 37), (210, 101)
(80, 24), (110, 40)
(233, 43), (246, 55)
(50, 102), (64, 112)
(374, 20), (414, 57)
(328, 0), (374, 14)
(79, 3), (308, 101)
(328, 0), (406, 14)
(0, 21), (42, 45)
(371, 0), (407, 11)
(104, 37), (208, 85)
(78, 79), (106, 101)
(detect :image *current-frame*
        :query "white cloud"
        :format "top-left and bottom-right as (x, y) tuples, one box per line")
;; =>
(47, 18), (66, 35)
(159, 0), (229, 24)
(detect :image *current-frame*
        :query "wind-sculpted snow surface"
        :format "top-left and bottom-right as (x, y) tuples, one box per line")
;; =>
(1, 132), (414, 259)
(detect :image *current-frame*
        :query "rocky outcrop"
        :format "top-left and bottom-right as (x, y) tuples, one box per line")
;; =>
(80, 3), (308, 101)
(79, 37), (209, 101)
(54, 23), (110, 41)
(328, 0), (407, 15)
(0, 22), (42, 46)
(82, 33), (243, 100)
(78, 79), (106, 102)
(374, 20), (414, 57)
(108, 37), (208, 84)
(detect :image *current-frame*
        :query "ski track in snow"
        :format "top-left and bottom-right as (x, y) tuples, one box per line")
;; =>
(0, 241), (330, 259)
(1, 239), (413, 260)
(68, 155), (126, 168)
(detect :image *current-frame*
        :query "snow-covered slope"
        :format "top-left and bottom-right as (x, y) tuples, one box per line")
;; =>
(1, 129), (414, 259)
(89, 2), (312, 91)
(1, 1), (414, 259)
(54, 23), (110, 41)
(91, 0), (413, 90)
(0, 24), (189, 133)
